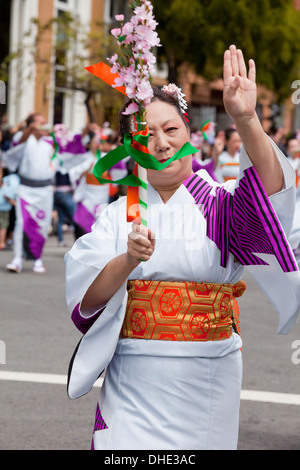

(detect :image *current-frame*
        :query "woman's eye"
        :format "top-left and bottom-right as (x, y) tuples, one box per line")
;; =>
(166, 127), (177, 132)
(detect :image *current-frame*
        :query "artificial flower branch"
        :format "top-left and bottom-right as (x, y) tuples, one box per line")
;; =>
(109, 0), (161, 130)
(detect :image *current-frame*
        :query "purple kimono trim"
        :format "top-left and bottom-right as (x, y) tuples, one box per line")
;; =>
(192, 158), (218, 182)
(58, 134), (86, 154)
(20, 198), (46, 260)
(91, 403), (108, 449)
(71, 303), (105, 334)
(94, 403), (108, 430)
(73, 201), (96, 234)
(184, 167), (298, 273)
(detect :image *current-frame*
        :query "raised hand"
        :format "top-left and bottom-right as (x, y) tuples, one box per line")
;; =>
(223, 45), (257, 122)
(222, 45), (283, 196)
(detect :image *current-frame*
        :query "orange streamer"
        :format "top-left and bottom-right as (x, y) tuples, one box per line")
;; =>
(85, 62), (127, 96)
(127, 164), (140, 223)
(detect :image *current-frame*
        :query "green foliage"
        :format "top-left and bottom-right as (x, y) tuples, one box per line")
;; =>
(152, 0), (300, 101)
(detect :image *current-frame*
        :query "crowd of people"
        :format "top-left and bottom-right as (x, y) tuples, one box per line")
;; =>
(0, 110), (299, 274)
(0, 114), (127, 273)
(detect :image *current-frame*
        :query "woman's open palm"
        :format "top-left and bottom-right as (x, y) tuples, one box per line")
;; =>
(223, 45), (257, 121)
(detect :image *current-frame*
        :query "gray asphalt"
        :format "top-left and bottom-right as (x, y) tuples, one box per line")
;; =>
(0, 232), (300, 450)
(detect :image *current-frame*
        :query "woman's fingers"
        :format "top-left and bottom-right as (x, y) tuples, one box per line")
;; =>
(223, 49), (232, 84)
(128, 223), (155, 261)
(224, 45), (255, 82)
(229, 44), (239, 76)
(237, 49), (247, 78)
(248, 58), (256, 83)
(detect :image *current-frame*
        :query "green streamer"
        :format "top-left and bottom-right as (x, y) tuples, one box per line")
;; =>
(50, 132), (63, 166)
(93, 132), (197, 187)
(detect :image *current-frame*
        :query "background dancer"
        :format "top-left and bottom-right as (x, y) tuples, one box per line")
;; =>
(5, 113), (54, 273)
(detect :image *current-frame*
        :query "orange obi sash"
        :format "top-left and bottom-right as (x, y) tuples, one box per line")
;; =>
(223, 176), (237, 182)
(120, 280), (246, 342)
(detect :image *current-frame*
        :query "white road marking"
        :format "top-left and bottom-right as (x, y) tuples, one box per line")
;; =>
(0, 371), (103, 388)
(240, 389), (300, 406)
(0, 371), (299, 405)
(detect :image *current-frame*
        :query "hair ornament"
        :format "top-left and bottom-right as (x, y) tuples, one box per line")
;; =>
(161, 83), (188, 118)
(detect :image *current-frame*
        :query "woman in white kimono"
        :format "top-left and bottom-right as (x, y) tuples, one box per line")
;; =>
(65, 46), (300, 450)
(73, 137), (109, 237)
(5, 113), (55, 273)
(215, 128), (242, 183)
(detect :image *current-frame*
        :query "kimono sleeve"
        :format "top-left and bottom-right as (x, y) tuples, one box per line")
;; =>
(64, 200), (119, 315)
(65, 199), (130, 399)
(184, 138), (300, 333)
(3, 143), (26, 172)
(3, 174), (20, 200)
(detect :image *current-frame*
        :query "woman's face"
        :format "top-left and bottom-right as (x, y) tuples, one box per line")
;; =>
(287, 139), (300, 158)
(227, 131), (241, 155)
(145, 100), (192, 188)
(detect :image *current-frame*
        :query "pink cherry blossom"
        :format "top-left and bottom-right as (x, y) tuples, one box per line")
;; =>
(136, 82), (153, 103)
(122, 102), (140, 116)
(111, 28), (121, 38)
(112, 76), (125, 88)
(109, 0), (161, 126)
(122, 22), (134, 36)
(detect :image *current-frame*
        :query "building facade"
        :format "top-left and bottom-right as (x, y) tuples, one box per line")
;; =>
(3, 0), (300, 134)
(7, 0), (110, 131)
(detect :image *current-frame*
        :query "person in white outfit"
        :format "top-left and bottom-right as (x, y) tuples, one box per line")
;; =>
(65, 46), (300, 450)
(5, 113), (55, 273)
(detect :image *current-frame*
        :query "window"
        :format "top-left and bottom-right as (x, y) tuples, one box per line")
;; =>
(53, 9), (69, 124)
(56, 0), (75, 12)
(109, 0), (130, 22)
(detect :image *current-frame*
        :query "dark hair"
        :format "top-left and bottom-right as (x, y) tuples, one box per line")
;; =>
(224, 128), (238, 141)
(118, 86), (189, 143)
(25, 113), (42, 128)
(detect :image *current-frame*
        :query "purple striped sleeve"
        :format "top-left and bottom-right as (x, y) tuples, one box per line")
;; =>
(91, 403), (108, 450)
(184, 168), (298, 273)
(71, 303), (105, 334)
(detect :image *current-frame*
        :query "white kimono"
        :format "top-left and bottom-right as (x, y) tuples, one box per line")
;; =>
(216, 150), (240, 183)
(5, 135), (55, 260)
(72, 152), (110, 234)
(65, 140), (300, 450)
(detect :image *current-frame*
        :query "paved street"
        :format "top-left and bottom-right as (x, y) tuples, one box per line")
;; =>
(0, 232), (300, 450)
